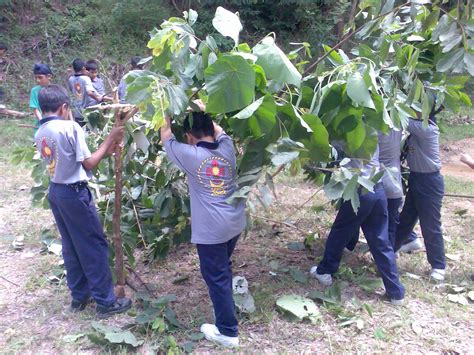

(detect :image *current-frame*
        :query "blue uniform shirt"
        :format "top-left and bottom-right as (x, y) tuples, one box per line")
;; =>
(35, 118), (92, 184)
(379, 129), (403, 199)
(164, 133), (246, 245)
(406, 119), (441, 173)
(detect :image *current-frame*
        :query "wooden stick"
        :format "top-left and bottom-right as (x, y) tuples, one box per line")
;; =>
(112, 106), (139, 298)
(17, 124), (37, 129)
(0, 107), (29, 118)
(86, 103), (136, 111)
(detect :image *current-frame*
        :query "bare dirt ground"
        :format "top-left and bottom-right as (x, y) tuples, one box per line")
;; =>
(0, 141), (473, 354)
(441, 138), (474, 180)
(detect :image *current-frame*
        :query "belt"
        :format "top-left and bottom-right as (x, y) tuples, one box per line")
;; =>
(51, 181), (88, 192)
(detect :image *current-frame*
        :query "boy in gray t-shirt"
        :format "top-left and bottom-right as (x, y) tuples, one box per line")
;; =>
(161, 103), (245, 348)
(35, 84), (132, 318)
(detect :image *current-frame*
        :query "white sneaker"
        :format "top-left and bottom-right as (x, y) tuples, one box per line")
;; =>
(390, 298), (405, 306)
(430, 268), (445, 281)
(398, 238), (423, 253)
(309, 266), (333, 286)
(200, 323), (239, 348)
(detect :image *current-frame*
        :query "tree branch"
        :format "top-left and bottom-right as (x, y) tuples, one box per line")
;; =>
(302, 1), (410, 76)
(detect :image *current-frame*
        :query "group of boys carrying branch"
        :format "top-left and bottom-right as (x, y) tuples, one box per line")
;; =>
(31, 55), (448, 347)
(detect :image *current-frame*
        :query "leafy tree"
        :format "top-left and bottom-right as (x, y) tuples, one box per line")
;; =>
(19, 1), (473, 264)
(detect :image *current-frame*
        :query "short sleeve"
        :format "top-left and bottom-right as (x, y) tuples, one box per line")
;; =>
(83, 76), (96, 93)
(216, 132), (235, 155)
(70, 123), (92, 162)
(29, 87), (40, 110)
(163, 136), (197, 173)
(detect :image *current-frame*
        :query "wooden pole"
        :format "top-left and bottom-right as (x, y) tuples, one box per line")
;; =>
(0, 106), (29, 118)
(111, 103), (138, 298)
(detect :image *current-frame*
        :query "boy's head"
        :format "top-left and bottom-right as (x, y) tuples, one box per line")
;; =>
(38, 85), (71, 119)
(130, 56), (144, 70)
(0, 42), (7, 58)
(86, 59), (99, 80)
(72, 58), (86, 74)
(183, 112), (215, 145)
(33, 63), (52, 86)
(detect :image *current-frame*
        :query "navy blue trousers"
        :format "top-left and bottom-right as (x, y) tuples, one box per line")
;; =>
(196, 235), (239, 337)
(318, 185), (405, 300)
(48, 183), (116, 306)
(395, 172), (446, 269)
(346, 197), (403, 250)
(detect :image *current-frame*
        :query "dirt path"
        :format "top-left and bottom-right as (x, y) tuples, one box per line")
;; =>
(441, 138), (474, 180)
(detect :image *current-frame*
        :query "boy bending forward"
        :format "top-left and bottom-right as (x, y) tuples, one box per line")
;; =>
(161, 106), (245, 348)
(35, 85), (131, 318)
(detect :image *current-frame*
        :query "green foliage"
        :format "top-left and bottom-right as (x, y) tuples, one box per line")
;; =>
(17, 2), (474, 262)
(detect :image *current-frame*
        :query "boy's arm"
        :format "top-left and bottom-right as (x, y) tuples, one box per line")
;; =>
(82, 126), (124, 171)
(33, 108), (42, 121)
(460, 153), (474, 169)
(161, 116), (173, 144)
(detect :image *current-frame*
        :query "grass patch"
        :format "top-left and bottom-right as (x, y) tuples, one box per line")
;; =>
(440, 123), (474, 144)
(444, 175), (474, 195)
(0, 119), (35, 160)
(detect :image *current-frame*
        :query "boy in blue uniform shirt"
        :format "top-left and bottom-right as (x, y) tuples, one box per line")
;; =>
(395, 115), (446, 281)
(310, 148), (405, 305)
(161, 101), (245, 348)
(68, 58), (106, 126)
(30, 63), (52, 124)
(85, 60), (109, 108)
(35, 85), (132, 318)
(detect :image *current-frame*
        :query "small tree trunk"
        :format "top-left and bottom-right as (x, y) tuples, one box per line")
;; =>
(112, 109), (126, 297)
(111, 103), (138, 298)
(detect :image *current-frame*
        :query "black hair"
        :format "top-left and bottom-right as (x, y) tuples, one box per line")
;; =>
(85, 59), (99, 71)
(0, 42), (7, 51)
(72, 58), (86, 73)
(130, 56), (144, 70)
(38, 85), (71, 113)
(33, 63), (52, 75)
(183, 111), (215, 139)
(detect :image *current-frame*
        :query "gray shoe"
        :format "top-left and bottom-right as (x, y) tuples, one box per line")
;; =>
(398, 238), (423, 253)
(430, 268), (445, 281)
(309, 266), (333, 286)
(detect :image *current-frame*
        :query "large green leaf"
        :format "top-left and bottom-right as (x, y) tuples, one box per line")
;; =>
(464, 52), (474, 76)
(436, 48), (464, 72)
(253, 36), (302, 87)
(231, 95), (277, 138)
(301, 114), (330, 161)
(204, 55), (256, 113)
(212, 6), (242, 46)
(347, 72), (375, 109)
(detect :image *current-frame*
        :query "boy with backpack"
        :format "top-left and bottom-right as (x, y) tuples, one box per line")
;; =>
(68, 58), (108, 126)
(35, 84), (132, 318)
(160, 101), (246, 348)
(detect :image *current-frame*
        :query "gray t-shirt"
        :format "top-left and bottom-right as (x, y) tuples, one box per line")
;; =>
(406, 119), (441, 173)
(379, 129), (403, 199)
(68, 74), (95, 117)
(117, 77), (127, 104)
(343, 146), (380, 180)
(164, 133), (246, 244)
(85, 77), (105, 108)
(35, 118), (92, 184)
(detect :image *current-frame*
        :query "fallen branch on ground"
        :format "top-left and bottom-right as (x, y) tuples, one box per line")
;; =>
(0, 106), (29, 118)
(445, 193), (474, 199)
